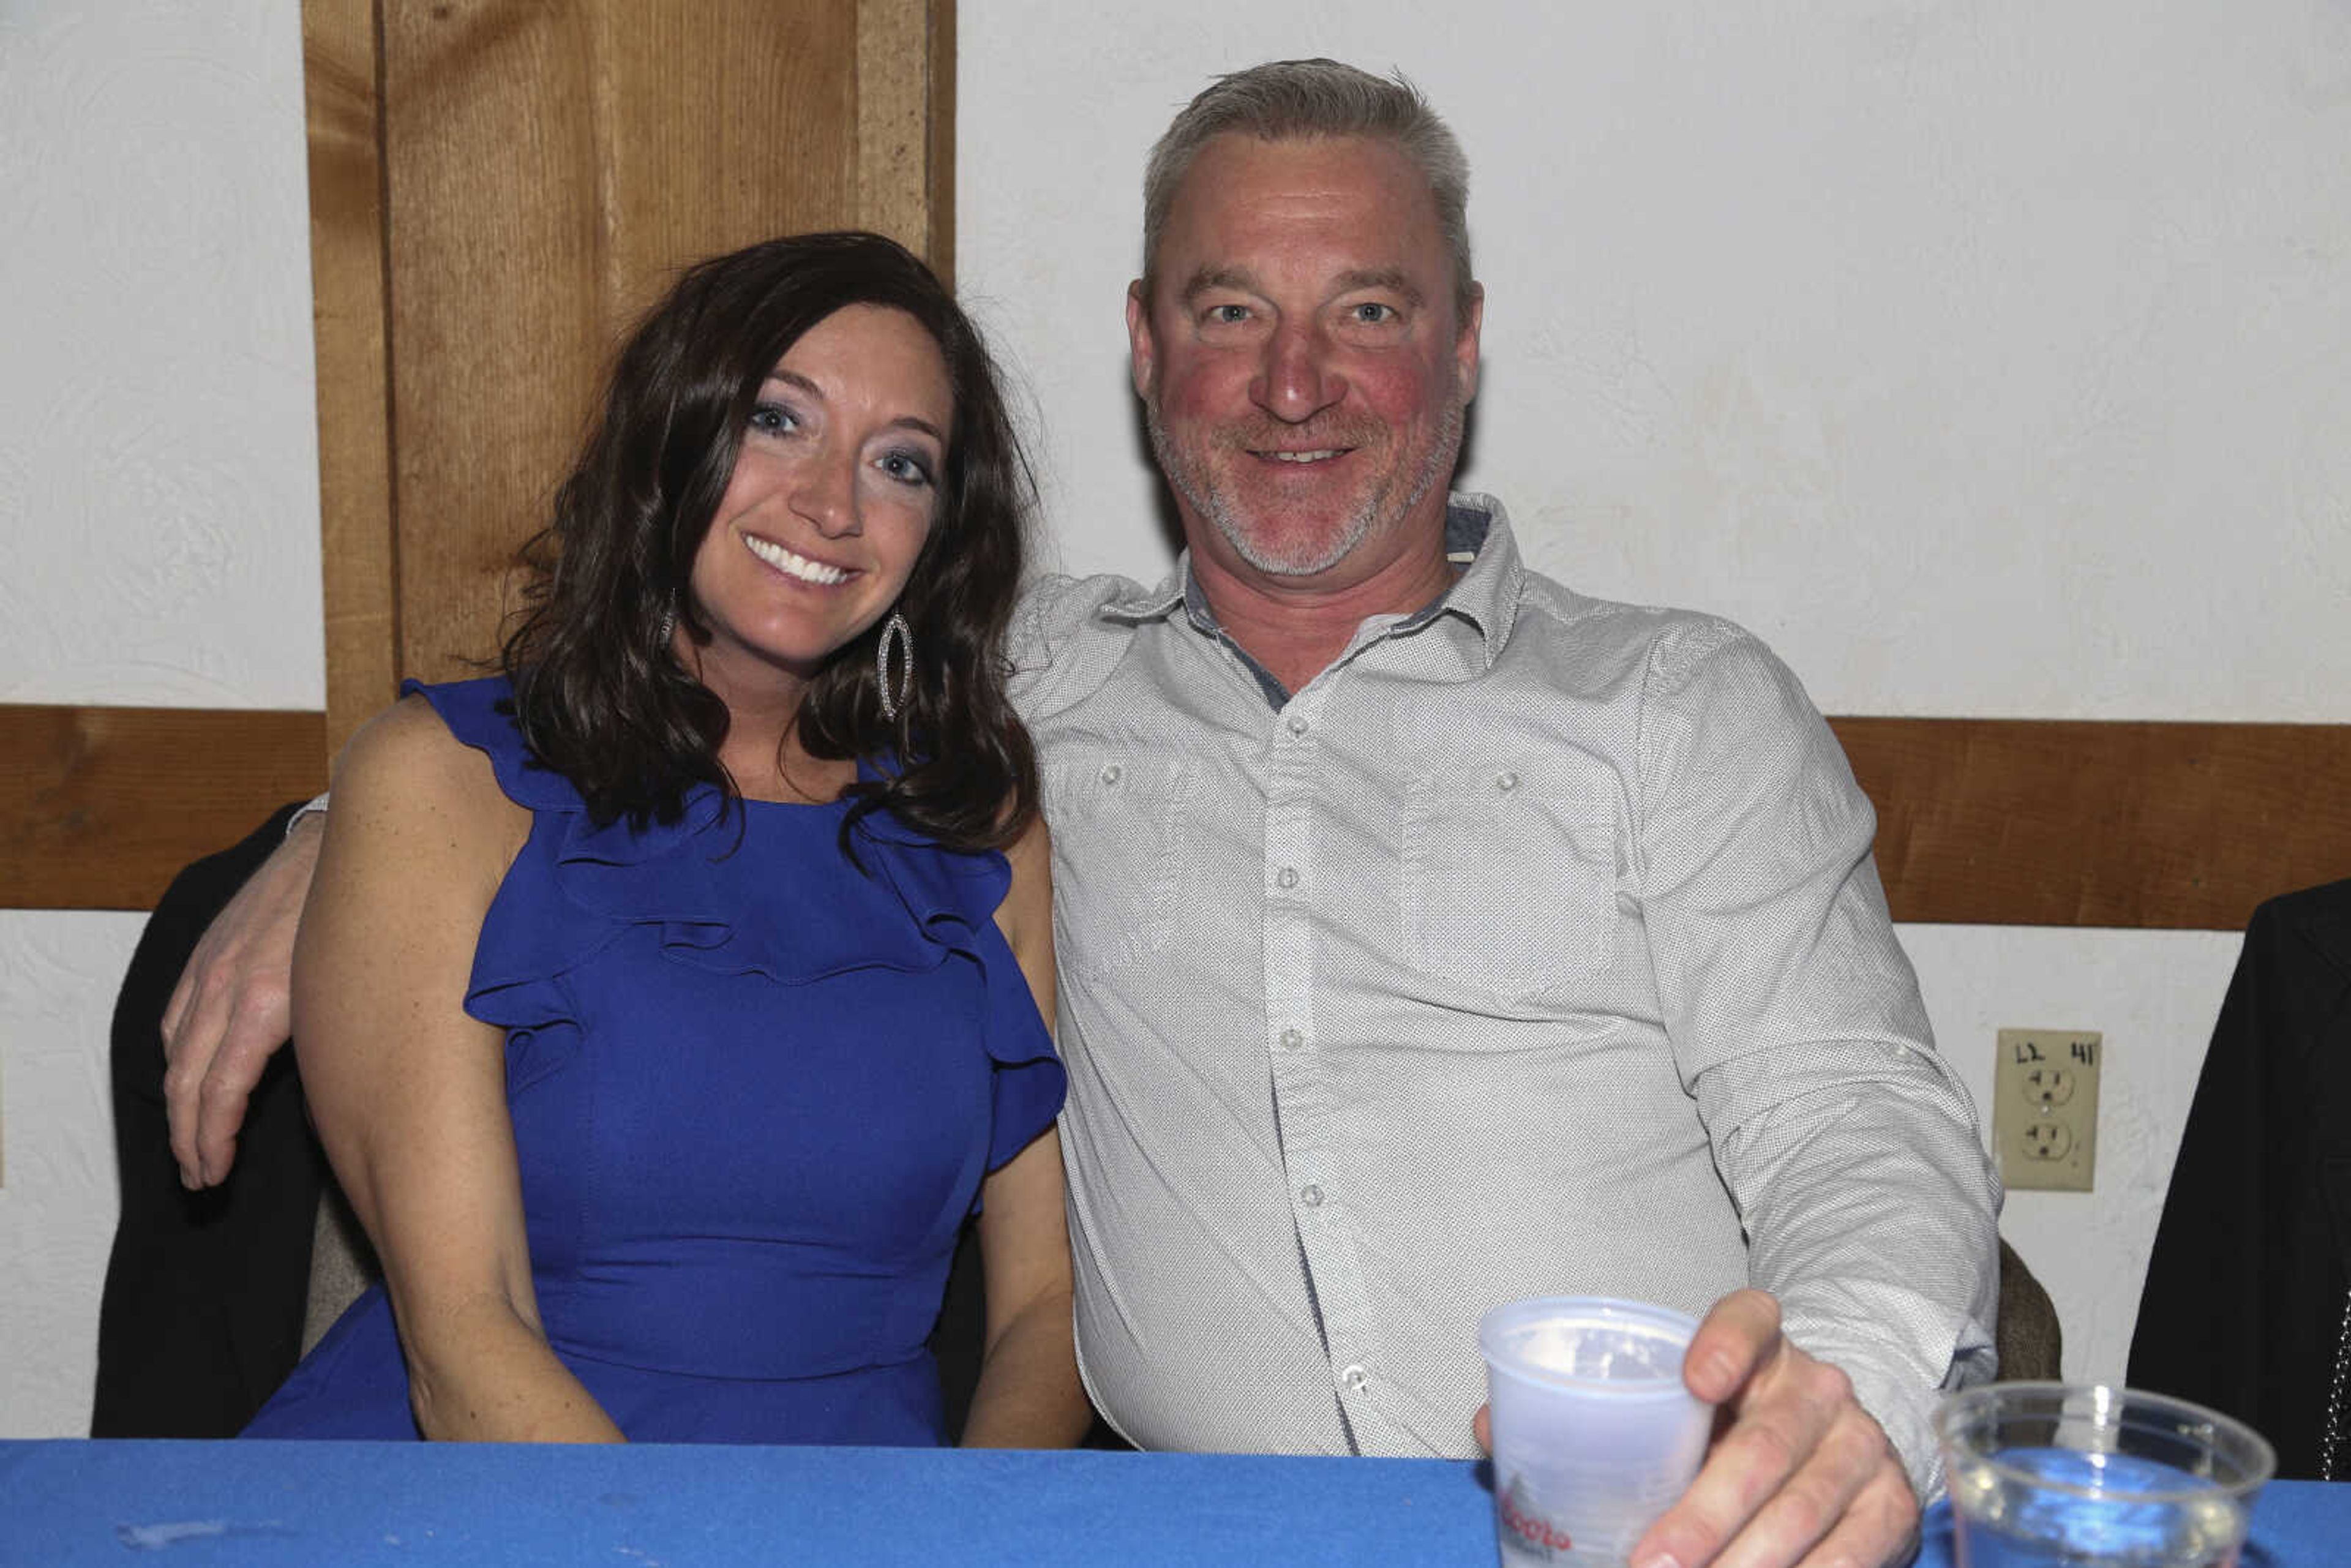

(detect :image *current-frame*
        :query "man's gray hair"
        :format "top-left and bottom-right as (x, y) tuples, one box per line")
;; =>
(1140, 58), (1475, 323)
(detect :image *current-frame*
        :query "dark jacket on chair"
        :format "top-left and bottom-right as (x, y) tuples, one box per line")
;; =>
(91, 804), (327, 1438)
(2128, 877), (2351, 1482)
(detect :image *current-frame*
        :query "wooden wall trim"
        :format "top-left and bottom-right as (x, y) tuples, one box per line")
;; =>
(926, 0), (956, 281)
(302, 0), (400, 762)
(1834, 717), (2351, 932)
(857, 0), (946, 272)
(1, 707), (327, 912)
(7, 708), (2341, 926)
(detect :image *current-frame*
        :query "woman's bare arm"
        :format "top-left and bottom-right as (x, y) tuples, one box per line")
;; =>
(295, 696), (621, 1442)
(958, 817), (1090, 1449)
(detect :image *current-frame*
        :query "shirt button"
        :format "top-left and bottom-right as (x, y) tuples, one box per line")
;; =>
(1279, 1027), (1304, 1050)
(1099, 763), (1122, 786)
(1300, 1184), (1324, 1207)
(1275, 866), (1299, 890)
(1286, 715), (1309, 737)
(1496, 770), (1520, 792)
(1341, 1365), (1370, 1394)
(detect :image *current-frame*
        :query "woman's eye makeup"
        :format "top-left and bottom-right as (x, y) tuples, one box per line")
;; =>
(743, 389), (938, 489)
(748, 399), (799, 434)
(877, 448), (937, 486)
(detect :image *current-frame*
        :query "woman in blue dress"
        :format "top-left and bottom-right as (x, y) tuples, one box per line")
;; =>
(245, 233), (1087, 1447)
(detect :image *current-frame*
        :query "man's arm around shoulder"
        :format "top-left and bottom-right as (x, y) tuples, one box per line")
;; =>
(162, 807), (326, 1189)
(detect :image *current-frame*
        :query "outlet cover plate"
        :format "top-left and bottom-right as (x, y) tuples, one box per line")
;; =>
(1993, 1028), (2101, 1192)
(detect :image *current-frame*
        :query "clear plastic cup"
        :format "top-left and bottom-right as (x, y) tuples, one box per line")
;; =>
(1935, 1382), (2274, 1568)
(1478, 1296), (1714, 1568)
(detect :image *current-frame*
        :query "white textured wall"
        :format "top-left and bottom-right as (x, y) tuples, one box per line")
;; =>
(961, 2), (2351, 1384)
(0, 1), (322, 709)
(0, 916), (143, 1438)
(0, 0), (318, 1436)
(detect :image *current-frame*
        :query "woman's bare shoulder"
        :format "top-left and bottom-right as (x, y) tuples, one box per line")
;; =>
(331, 694), (528, 857)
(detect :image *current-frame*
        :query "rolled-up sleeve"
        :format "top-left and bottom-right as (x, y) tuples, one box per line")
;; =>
(1634, 620), (2001, 1497)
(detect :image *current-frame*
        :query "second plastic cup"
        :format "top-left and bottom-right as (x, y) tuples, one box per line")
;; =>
(1479, 1296), (1714, 1568)
(1935, 1382), (2273, 1568)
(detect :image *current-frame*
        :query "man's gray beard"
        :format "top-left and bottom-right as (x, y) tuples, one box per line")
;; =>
(1145, 398), (1464, 579)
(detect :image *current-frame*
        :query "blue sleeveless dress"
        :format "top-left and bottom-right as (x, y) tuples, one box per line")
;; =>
(244, 677), (1064, 1445)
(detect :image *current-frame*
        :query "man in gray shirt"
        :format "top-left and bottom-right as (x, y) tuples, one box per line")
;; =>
(165, 58), (1997, 1568)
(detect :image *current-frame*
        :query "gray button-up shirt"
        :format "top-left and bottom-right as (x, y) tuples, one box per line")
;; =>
(1008, 494), (1999, 1492)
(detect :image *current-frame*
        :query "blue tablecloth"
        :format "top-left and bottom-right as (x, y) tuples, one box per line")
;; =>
(1, 1440), (2342, 1566)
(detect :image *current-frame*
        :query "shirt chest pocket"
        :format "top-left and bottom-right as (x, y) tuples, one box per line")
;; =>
(1040, 745), (1194, 980)
(1400, 757), (1625, 1005)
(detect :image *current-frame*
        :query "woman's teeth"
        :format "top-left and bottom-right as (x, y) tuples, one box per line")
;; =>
(744, 535), (849, 585)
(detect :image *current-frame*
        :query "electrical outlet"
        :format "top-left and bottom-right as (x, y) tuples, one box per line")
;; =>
(1993, 1029), (2101, 1191)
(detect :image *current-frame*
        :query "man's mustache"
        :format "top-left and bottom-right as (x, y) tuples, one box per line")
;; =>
(1205, 417), (1387, 454)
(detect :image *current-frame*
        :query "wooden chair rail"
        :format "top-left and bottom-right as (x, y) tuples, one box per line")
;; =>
(2, 705), (327, 912)
(1832, 716), (2351, 932)
(4, 706), (2344, 924)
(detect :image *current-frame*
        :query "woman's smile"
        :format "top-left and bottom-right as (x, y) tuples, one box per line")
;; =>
(741, 531), (855, 587)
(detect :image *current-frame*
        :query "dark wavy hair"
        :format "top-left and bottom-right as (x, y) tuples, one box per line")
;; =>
(499, 231), (1038, 857)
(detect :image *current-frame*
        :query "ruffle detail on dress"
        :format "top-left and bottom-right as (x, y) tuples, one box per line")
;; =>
(400, 674), (583, 814)
(405, 679), (1063, 1125)
(844, 806), (1064, 1172)
(983, 1008), (1065, 1174)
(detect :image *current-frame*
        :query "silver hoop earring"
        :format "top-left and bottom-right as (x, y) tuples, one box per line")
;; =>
(875, 610), (913, 721)
(656, 606), (677, 647)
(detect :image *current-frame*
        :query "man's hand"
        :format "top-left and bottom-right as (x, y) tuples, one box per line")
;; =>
(1638, 1289), (1916, 1568)
(160, 812), (324, 1188)
(1472, 1289), (1916, 1568)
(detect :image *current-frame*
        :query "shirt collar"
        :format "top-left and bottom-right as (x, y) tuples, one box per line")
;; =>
(1423, 492), (1524, 661)
(1095, 492), (1526, 666)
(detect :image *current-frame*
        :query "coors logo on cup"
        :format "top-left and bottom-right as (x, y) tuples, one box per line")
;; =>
(1498, 1474), (1575, 1560)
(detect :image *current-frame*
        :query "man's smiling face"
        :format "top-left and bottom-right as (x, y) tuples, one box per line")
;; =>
(1128, 132), (1481, 590)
